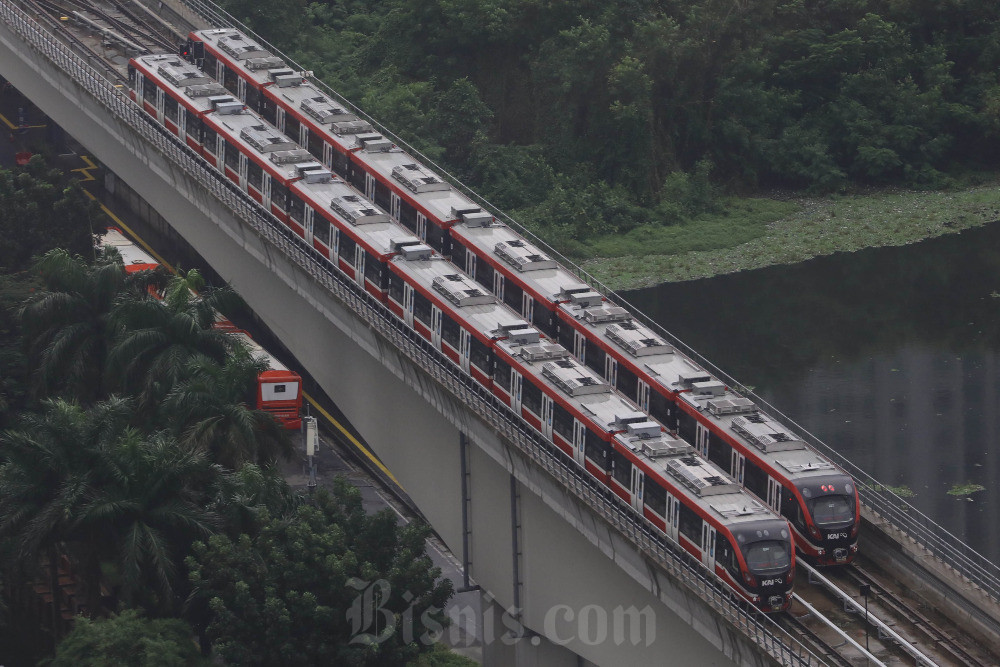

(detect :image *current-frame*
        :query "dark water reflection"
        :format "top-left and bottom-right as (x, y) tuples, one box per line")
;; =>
(624, 224), (1000, 564)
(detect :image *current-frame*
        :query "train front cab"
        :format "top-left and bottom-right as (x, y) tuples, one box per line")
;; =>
(722, 520), (794, 612)
(257, 368), (302, 430)
(782, 475), (859, 565)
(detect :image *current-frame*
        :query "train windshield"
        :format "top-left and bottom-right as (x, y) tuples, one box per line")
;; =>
(808, 495), (854, 526)
(742, 540), (791, 573)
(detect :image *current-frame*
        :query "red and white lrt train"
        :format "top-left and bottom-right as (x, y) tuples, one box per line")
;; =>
(128, 51), (796, 611)
(101, 227), (303, 429)
(181, 28), (860, 566)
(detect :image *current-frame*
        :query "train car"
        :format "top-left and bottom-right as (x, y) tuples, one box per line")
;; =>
(387, 248), (793, 610)
(555, 294), (860, 565)
(100, 228), (303, 429)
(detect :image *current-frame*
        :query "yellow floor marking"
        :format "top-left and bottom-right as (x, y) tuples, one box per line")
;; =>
(71, 155), (98, 182)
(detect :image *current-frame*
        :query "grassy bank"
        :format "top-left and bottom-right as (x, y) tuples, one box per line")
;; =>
(576, 178), (1000, 291)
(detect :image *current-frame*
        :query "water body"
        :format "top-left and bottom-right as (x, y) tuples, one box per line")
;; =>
(624, 224), (1000, 564)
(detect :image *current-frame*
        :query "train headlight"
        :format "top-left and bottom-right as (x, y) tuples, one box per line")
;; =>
(808, 525), (822, 541)
(850, 523), (859, 538)
(743, 572), (757, 587)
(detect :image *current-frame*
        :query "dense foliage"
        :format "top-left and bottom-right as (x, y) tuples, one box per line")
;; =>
(220, 0), (1000, 246)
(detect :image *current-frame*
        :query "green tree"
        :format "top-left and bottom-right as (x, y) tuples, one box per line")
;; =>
(49, 609), (208, 667)
(162, 349), (294, 469)
(186, 481), (453, 666)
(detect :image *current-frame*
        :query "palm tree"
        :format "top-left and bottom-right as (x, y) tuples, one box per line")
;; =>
(75, 429), (220, 614)
(19, 248), (163, 404)
(106, 269), (237, 417)
(161, 348), (294, 469)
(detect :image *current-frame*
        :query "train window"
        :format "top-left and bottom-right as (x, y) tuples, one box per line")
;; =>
(348, 163), (366, 191)
(142, 76), (157, 105)
(163, 94), (178, 123)
(611, 449), (632, 488)
(187, 116), (203, 143)
(617, 364), (639, 402)
(271, 181), (288, 213)
(373, 179), (391, 211)
(331, 150), (349, 179)
(285, 115), (301, 145)
(426, 221), (447, 254)
(503, 280), (523, 315)
(645, 480), (667, 517)
(585, 342), (605, 377)
(313, 213), (331, 246)
(260, 95), (277, 126)
(223, 140), (239, 173)
(203, 52), (218, 78)
(222, 67), (239, 96)
(399, 199), (417, 232)
(743, 460), (768, 499)
(475, 255), (494, 290)
(552, 402), (573, 441)
(585, 429), (611, 470)
(677, 504), (701, 545)
(387, 271), (404, 304)
(202, 125), (218, 156)
(452, 243), (466, 271)
(470, 337), (490, 373)
(413, 291), (432, 327)
(558, 319), (574, 350)
(128, 64), (137, 87)
(288, 193), (306, 225)
(533, 307), (557, 338)
(522, 379), (542, 416)
(716, 535), (740, 576)
(678, 411), (697, 446)
(247, 160), (263, 191)
(441, 313), (460, 349)
(339, 231), (357, 263)
(246, 85), (261, 114)
(707, 435), (731, 473)
(494, 357), (511, 389)
(650, 390), (675, 430)
(781, 490), (804, 528)
(364, 251), (381, 285)
(308, 130), (324, 160)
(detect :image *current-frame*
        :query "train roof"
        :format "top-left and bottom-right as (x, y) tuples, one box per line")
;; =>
(451, 220), (592, 305)
(101, 227), (158, 271)
(192, 28), (284, 86)
(265, 80), (369, 153)
(290, 176), (419, 257)
(389, 253), (532, 338)
(131, 53), (230, 115)
(230, 330), (293, 374)
(617, 426), (779, 528)
(203, 107), (321, 183)
(558, 296), (848, 485)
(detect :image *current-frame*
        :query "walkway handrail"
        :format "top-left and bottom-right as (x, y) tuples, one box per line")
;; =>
(169, 0), (1000, 607)
(0, 2), (824, 663)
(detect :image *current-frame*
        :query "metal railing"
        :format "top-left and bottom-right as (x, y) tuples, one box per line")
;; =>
(165, 0), (1000, 609)
(0, 2), (828, 662)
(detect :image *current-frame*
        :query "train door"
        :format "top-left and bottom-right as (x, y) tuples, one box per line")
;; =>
(390, 193), (401, 221)
(493, 273), (504, 302)
(510, 371), (522, 413)
(322, 141), (333, 168)
(353, 245), (366, 288)
(638, 379), (650, 413)
(464, 251), (476, 278)
(238, 154), (248, 190)
(276, 107), (285, 133)
(604, 356), (618, 387)
(303, 207), (314, 245)
(522, 293), (534, 323)
(571, 420), (586, 466)
(416, 213), (427, 241)
(155, 88), (164, 122)
(299, 124), (309, 147)
(431, 306), (443, 350)
(540, 395), (554, 440)
(573, 331), (586, 364)
(133, 71), (144, 105)
(695, 423), (709, 458)
(237, 77), (246, 102)
(262, 174), (272, 212)
(458, 329), (471, 374)
(629, 466), (644, 513)
(402, 284), (415, 328)
(767, 478), (782, 513)
(731, 450), (745, 485)
(178, 107), (187, 142)
(364, 173), (376, 202)
(701, 524), (717, 571)
(666, 496), (679, 543)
